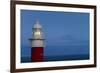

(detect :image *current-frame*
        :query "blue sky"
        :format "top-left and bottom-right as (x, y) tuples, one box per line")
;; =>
(21, 9), (89, 57)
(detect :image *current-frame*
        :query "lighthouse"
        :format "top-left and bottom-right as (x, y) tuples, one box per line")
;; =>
(29, 20), (44, 62)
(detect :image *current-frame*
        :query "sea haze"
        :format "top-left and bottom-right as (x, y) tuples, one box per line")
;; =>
(21, 45), (89, 63)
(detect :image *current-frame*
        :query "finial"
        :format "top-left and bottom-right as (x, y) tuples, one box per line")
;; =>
(36, 18), (39, 24)
(33, 18), (42, 28)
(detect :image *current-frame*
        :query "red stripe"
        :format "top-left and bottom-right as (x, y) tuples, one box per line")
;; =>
(31, 47), (43, 62)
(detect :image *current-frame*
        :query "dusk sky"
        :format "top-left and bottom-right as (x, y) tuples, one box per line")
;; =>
(21, 9), (89, 58)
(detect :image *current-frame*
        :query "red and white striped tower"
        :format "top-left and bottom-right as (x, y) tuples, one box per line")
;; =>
(29, 20), (44, 62)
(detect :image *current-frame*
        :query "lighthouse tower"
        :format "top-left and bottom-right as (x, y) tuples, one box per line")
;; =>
(29, 20), (44, 62)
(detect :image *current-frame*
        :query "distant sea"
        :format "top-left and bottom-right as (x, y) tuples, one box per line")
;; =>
(21, 54), (89, 63)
